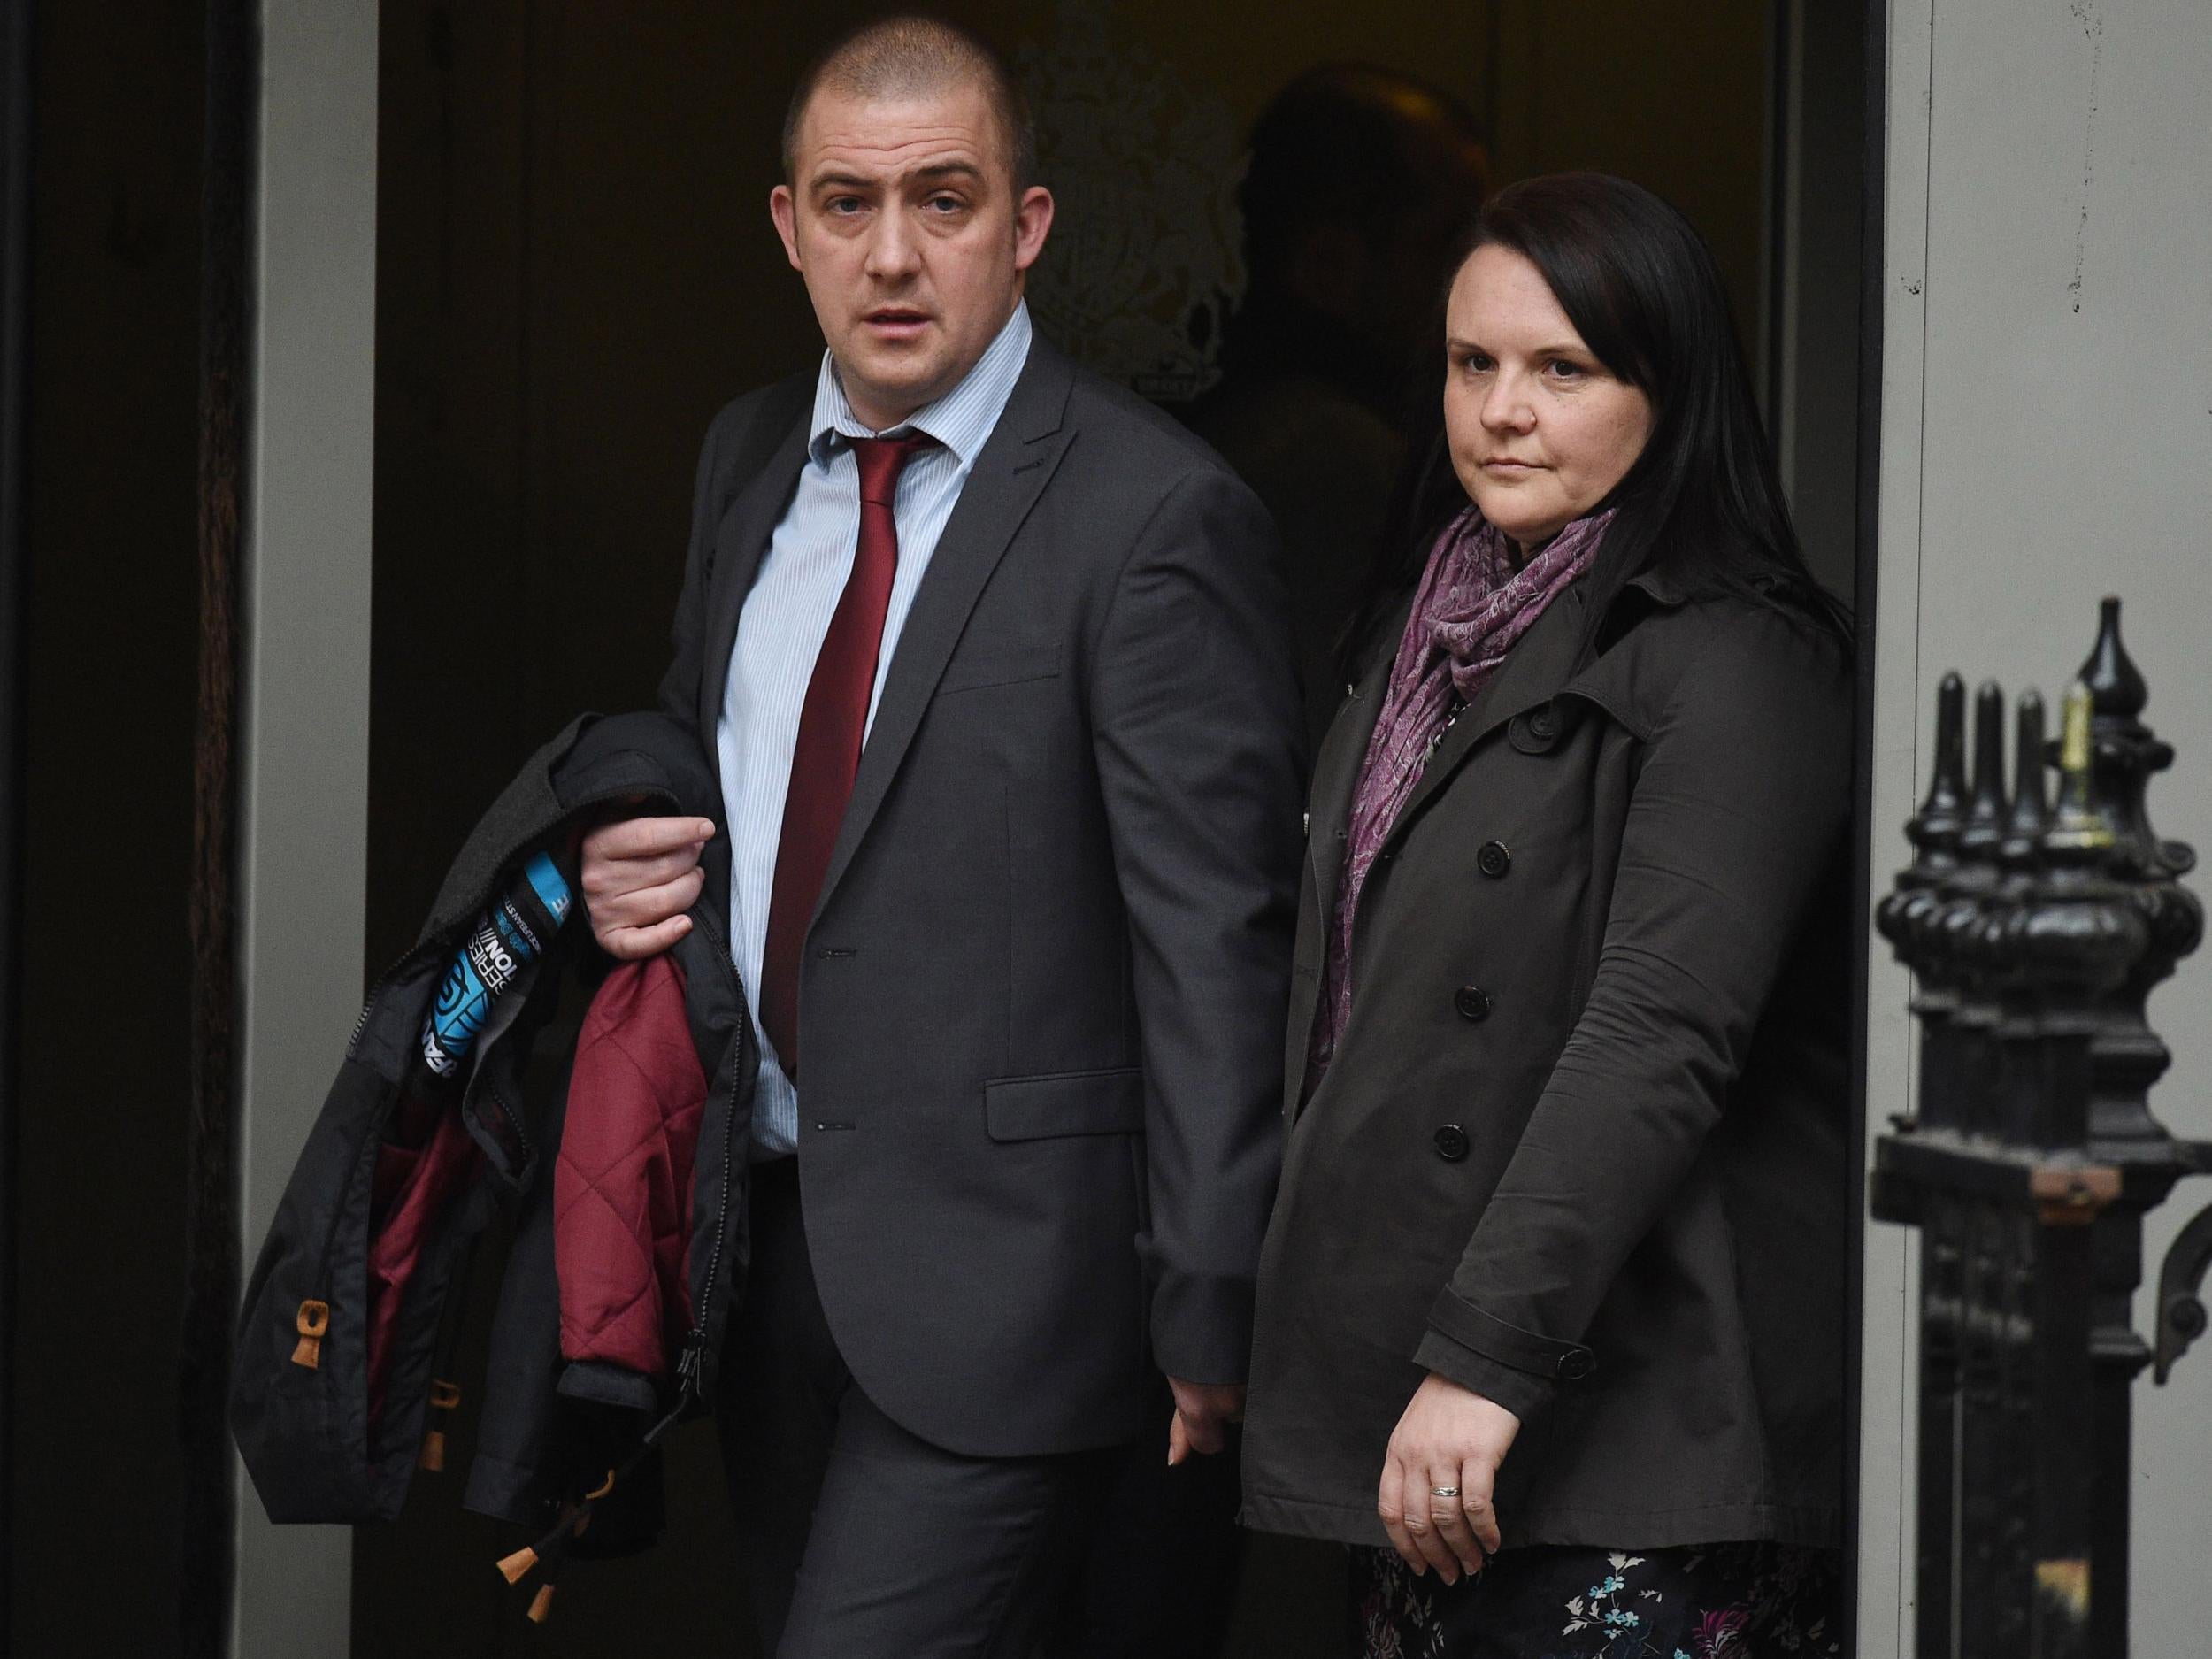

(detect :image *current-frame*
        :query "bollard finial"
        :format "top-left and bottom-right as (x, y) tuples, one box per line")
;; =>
(2001, 690), (2050, 864)
(2046, 682), (2116, 855)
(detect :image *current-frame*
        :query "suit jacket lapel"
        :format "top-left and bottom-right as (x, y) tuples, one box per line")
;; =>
(1378, 581), (1587, 850)
(695, 411), (811, 749)
(810, 338), (1079, 918)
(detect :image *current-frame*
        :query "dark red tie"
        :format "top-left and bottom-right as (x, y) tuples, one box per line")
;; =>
(760, 433), (933, 1079)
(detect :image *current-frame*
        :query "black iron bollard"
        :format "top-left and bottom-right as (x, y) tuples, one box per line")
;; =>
(1872, 596), (2210, 1657)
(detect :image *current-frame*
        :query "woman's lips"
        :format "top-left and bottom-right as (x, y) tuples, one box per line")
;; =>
(1481, 457), (1542, 472)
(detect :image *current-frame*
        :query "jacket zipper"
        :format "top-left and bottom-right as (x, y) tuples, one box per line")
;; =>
(673, 902), (748, 1405)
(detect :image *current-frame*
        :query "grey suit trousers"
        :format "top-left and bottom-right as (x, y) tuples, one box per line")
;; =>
(718, 1159), (1109, 1657)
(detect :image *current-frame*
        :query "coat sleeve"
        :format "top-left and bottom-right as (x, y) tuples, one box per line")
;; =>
(1087, 464), (1306, 1386)
(1415, 606), (1852, 1420)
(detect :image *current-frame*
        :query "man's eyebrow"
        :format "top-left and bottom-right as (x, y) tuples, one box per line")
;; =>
(808, 159), (986, 193)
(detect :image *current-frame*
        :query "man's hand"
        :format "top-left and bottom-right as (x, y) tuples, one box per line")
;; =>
(1164, 1377), (1244, 1466)
(579, 813), (715, 960)
(1377, 1373), (1519, 1584)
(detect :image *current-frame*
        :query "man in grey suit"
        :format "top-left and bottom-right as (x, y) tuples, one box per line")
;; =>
(579, 17), (1302, 1654)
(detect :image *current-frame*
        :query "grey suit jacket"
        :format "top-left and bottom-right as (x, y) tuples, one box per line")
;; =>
(656, 336), (1304, 1458)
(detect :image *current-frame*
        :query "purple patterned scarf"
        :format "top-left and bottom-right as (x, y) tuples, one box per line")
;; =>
(1305, 505), (1612, 1089)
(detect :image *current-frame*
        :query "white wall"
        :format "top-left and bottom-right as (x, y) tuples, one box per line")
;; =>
(234, 4), (378, 1654)
(1863, 0), (2212, 1650)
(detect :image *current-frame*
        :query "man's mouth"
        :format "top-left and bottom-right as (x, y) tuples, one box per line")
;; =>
(863, 309), (932, 333)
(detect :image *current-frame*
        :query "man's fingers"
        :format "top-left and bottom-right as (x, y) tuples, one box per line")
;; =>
(1177, 1406), (1226, 1457)
(583, 815), (715, 863)
(580, 841), (705, 899)
(592, 868), (705, 933)
(1167, 1409), (1190, 1467)
(1461, 1457), (1503, 1555)
(596, 913), (693, 962)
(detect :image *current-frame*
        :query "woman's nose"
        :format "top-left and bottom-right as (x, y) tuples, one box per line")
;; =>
(1482, 373), (1535, 433)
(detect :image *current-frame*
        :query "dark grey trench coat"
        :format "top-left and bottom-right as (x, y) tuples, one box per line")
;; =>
(1240, 568), (1854, 1555)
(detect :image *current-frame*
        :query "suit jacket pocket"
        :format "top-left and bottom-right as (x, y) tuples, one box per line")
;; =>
(937, 643), (1063, 695)
(984, 1066), (1144, 1141)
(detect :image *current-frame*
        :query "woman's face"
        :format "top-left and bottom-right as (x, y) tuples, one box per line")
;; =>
(1443, 243), (1655, 553)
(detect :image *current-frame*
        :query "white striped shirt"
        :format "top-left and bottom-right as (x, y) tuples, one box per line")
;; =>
(717, 302), (1033, 1156)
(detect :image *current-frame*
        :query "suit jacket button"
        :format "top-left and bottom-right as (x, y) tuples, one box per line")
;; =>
(1477, 840), (1511, 879)
(1454, 986), (1492, 1022)
(1557, 1348), (1595, 1381)
(1433, 1124), (1471, 1162)
(1530, 707), (1557, 740)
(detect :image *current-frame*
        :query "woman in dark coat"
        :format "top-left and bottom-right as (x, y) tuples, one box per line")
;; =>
(1240, 173), (1853, 1656)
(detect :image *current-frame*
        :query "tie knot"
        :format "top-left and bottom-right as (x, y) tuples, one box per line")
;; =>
(850, 433), (935, 507)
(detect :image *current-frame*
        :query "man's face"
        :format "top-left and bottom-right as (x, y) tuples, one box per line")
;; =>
(772, 82), (1053, 432)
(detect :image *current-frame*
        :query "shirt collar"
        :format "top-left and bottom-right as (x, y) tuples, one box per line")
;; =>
(809, 300), (1033, 470)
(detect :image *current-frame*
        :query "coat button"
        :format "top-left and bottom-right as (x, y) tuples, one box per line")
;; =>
(1557, 1348), (1595, 1381)
(1454, 986), (1492, 1022)
(1529, 707), (1557, 740)
(1433, 1124), (1471, 1162)
(1477, 840), (1511, 879)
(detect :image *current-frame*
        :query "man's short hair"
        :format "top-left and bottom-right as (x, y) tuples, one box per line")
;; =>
(782, 16), (1039, 193)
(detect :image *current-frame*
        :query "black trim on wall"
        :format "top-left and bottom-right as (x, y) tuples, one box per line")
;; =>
(183, 0), (253, 1652)
(0, 4), (35, 1647)
(1841, 0), (1890, 1650)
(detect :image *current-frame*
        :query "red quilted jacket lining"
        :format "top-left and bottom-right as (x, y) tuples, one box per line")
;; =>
(365, 1094), (482, 1427)
(362, 952), (705, 1431)
(554, 953), (706, 1377)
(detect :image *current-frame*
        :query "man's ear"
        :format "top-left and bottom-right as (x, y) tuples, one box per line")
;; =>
(1011, 185), (1055, 274)
(770, 184), (803, 273)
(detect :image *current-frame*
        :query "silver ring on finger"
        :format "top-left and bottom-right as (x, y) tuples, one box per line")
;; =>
(1430, 1485), (1460, 1498)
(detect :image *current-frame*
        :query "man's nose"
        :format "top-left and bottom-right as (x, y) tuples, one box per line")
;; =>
(864, 211), (922, 282)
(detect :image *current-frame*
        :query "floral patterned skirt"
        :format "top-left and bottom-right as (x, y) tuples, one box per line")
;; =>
(1355, 1540), (1843, 1658)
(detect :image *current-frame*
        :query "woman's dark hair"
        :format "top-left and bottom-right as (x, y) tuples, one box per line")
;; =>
(1339, 172), (1848, 680)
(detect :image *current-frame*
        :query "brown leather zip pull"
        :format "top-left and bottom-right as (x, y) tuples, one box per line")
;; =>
(291, 1300), (330, 1370)
(419, 1379), (464, 1471)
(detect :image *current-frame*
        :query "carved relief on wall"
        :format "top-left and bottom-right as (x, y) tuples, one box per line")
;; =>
(1018, 1), (1246, 403)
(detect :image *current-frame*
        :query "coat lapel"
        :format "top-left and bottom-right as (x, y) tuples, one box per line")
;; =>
(695, 412), (811, 749)
(810, 339), (1079, 918)
(1378, 582), (1588, 852)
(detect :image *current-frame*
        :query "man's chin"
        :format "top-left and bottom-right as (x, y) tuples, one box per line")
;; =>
(840, 349), (953, 426)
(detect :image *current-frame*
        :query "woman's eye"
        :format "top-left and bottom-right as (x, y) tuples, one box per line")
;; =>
(1460, 352), (1494, 373)
(1545, 358), (1586, 380)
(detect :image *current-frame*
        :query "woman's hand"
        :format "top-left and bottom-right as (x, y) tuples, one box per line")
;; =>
(1377, 1372), (1520, 1583)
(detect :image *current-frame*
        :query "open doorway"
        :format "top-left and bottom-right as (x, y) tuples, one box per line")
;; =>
(357, 3), (1867, 1654)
